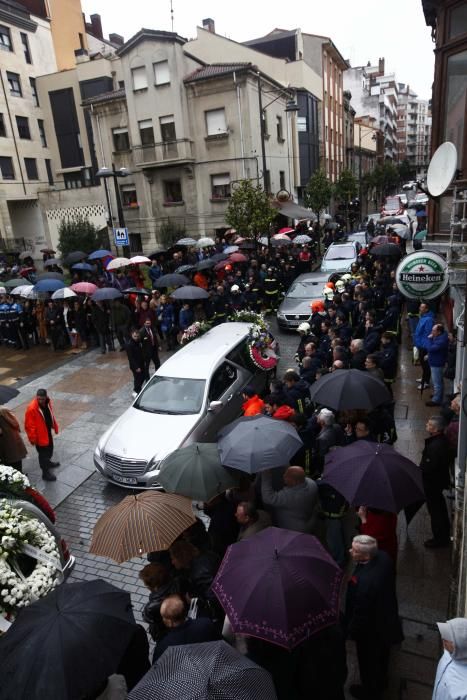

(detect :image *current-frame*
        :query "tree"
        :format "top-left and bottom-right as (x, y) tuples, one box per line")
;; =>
(333, 169), (358, 231)
(58, 216), (105, 259)
(303, 169), (333, 223)
(225, 180), (276, 241)
(398, 159), (415, 185)
(158, 219), (186, 248)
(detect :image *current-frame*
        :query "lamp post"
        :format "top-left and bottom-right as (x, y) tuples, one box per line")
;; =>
(96, 165), (131, 257)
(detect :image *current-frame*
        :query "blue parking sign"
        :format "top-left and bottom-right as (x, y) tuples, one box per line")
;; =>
(114, 227), (129, 246)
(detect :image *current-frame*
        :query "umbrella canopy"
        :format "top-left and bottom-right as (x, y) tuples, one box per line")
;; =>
(196, 237), (215, 248)
(40, 248), (56, 254)
(33, 279), (66, 293)
(294, 234), (312, 244)
(210, 252), (229, 262)
(43, 258), (62, 268)
(278, 227), (295, 234)
(128, 641), (277, 700)
(259, 236), (292, 247)
(371, 235), (390, 246)
(390, 224), (410, 240)
(155, 273), (189, 288)
(51, 287), (77, 300)
(90, 491), (195, 563)
(91, 287), (122, 301)
(212, 528), (343, 650)
(4, 278), (31, 288)
(214, 260), (231, 271)
(218, 415), (303, 474)
(35, 271), (65, 281)
(223, 245), (239, 255)
(229, 252), (248, 263)
(195, 258), (216, 271)
(72, 262), (94, 272)
(0, 385), (19, 404)
(309, 369), (391, 411)
(88, 249), (112, 260)
(129, 255), (152, 264)
(175, 264), (195, 274)
(171, 285), (209, 300)
(323, 441), (424, 512)
(71, 281), (98, 295)
(158, 443), (239, 501)
(370, 243), (402, 258)
(176, 237), (197, 246)
(19, 287), (43, 300)
(123, 287), (152, 296)
(0, 579), (139, 700)
(10, 285), (34, 296)
(63, 251), (87, 265)
(272, 233), (292, 242)
(106, 257), (130, 271)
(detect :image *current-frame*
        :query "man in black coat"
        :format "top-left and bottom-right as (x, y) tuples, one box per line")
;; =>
(420, 415), (451, 548)
(126, 328), (145, 397)
(349, 339), (367, 370)
(140, 318), (160, 382)
(345, 535), (403, 700)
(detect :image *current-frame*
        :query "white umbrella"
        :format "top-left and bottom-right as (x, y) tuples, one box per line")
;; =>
(272, 233), (291, 241)
(196, 237), (215, 249)
(22, 287), (42, 300)
(176, 238), (197, 246)
(106, 257), (131, 271)
(10, 285), (33, 296)
(51, 287), (77, 300)
(129, 255), (151, 264)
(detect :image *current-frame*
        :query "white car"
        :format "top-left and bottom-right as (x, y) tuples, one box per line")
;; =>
(94, 323), (273, 488)
(320, 241), (359, 273)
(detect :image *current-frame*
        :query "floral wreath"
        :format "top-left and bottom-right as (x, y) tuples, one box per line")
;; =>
(247, 323), (278, 371)
(0, 464), (55, 523)
(229, 310), (267, 327)
(180, 320), (212, 345)
(1, 498), (61, 624)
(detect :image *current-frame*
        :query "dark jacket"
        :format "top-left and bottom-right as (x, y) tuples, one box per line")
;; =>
(139, 326), (159, 361)
(152, 618), (220, 663)
(420, 432), (451, 488)
(126, 337), (144, 372)
(142, 581), (179, 641)
(283, 379), (310, 414)
(350, 349), (367, 371)
(376, 340), (398, 381)
(91, 304), (110, 334)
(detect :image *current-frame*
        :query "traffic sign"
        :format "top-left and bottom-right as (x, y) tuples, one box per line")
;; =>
(114, 227), (129, 247)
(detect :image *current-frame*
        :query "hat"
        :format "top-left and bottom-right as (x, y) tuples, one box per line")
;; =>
(311, 299), (325, 312)
(230, 284), (240, 293)
(323, 287), (334, 299)
(436, 618), (467, 660)
(335, 280), (345, 291)
(341, 274), (352, 281)
(325, 282), (335, 290)
(297, 322), (311, 333)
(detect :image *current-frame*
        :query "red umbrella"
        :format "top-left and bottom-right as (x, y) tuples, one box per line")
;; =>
(278, 227), (294, 235)
(229, 252), (248, 263)
(71, 282), (98, 295)
(214, 260), (231, 271)
(273, 233), (292, 241)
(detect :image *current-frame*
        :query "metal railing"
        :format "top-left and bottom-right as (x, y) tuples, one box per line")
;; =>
(132, 139), (194, 166)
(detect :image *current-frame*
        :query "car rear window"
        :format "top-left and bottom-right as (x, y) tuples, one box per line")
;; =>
(325, 246), (355, 260)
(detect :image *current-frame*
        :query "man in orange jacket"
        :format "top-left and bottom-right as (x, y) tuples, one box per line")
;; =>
(241, 386), (264, 416)
(24, 388), (59, 481)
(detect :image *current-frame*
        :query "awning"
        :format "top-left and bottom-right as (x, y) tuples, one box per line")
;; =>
(278, 201), (317, 221)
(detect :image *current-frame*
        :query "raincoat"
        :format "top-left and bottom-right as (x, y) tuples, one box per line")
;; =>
(433, 618), (467, 700)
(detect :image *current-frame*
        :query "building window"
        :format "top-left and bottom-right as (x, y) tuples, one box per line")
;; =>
(112, 127), (130, 152)
(7, 72), (22, 97)
(38, 119), (47, 147)
(16, 116), (30, 139)
(129, 233), (142, 253)
(297, 116), (307, 132)
(153, 60), (170, 85)
(30, 77), (39, 106)
(211, 173), (231, 199)
(131, 66), (148, 91)
(164, 180), (183, 203)
(138, 119), (154, 145)
(64, 172), (84, 189)
(0, 25), (12, 51)
(443, 50), (467, 168)
(279, 170), (286, 190)
(24, 157), (38, 180)
(449, 4), (467, 39)
(0, 113), (6, 137)
(20, 32), (32, 63)
(205, 108), (227, 136)
(45, 159), (54, 185)
(121, 185), (138, 207)
(0, 156), (15, 180)
(276, 115), (284, 141)
(160, 115), (176, 142)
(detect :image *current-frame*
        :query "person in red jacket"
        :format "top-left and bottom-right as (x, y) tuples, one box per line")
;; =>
(241, 386), (265, 417)
(357, 505), (398, 565)
(24, 388), (59, 482)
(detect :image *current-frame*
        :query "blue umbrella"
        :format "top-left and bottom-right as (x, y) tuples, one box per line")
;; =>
(223, 245), (239, 254)
(91, 287), (122, 301)
(88, 249), (112, 260)
(33, 279), (66, 293)
(72, 262), (94, 271)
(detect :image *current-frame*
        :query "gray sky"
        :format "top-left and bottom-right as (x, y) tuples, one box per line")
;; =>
(82, 0), (434, 99)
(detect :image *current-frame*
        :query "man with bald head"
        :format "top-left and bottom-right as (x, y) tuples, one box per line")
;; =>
(151, 594), (220, 663)
(261, 465), (319, 533)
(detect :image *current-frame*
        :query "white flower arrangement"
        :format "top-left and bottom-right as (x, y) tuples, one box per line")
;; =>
(0, 465), (30, 495)
(229, 310), (268, 328)
(0, 499), (60, 621)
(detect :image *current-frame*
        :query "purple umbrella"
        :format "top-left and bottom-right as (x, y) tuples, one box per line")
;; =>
(212, 527), (343, 650)
(322, 441), (424, 513)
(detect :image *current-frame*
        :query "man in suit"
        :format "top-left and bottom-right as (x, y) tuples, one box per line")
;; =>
(140, 318), (160, 383)
(345, 535), (403, 700)
(126, 328), (145, 398)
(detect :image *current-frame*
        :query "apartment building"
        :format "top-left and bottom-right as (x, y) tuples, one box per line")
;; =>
(397, 84), (432, 179)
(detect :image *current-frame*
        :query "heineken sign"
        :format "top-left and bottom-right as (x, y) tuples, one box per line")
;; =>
(396, 251), (449, 300)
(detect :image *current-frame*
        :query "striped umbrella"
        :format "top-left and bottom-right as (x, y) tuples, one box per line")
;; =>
(89, 491), (195, 563)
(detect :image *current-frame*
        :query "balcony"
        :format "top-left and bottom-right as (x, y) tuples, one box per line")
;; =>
(133, 139), (194, 168)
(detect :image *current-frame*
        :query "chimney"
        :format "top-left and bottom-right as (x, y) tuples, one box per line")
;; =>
(202, 18), (215, 33)
(378, 57), (385, 75)
(90, 13), (103, 39)
(109, 33), (124, 47)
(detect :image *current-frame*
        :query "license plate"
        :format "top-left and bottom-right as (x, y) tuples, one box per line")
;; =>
(110, 473), (138, 485)
(288, 321), (299, 326)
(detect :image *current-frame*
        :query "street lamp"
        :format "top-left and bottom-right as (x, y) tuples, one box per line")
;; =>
(96, 165), (131, 256)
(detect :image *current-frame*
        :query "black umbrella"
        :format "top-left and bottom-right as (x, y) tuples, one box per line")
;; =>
(63, 250), (87, 265)
(370, 243), (402, 258)
(175, 264), (195, 274)
(92, 287), (123, 301)
(129, 641), (277, 700)
(35, 272), (65, 281)
(0, 385), (19, 404)
(148, 249), (167, 259)
(123, 287), (152, 295)
(309, 369), (392, 411)
(155, 273), (189, 288)
(171, 285), (209, 300)
(43, 258), (63, 268)
(0, 580), (140, 700)
(196, 258), (216, 270)
(210, 253), (228, 262)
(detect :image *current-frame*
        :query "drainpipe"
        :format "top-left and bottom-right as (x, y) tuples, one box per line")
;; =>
(233, 72), (246, 179)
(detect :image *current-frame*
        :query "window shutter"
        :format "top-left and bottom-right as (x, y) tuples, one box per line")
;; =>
(154, 61), (170, 85)
(132, 66), (148, 90)
(212, 174), (230, 186)
(206, 109), (227, 135)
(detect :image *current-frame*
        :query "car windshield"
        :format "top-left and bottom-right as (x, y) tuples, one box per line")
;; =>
(385, 198), (400, 209)
(135, 376), (206, 414)
(325, 246), (354, 261)
(287, 280), (323, 298)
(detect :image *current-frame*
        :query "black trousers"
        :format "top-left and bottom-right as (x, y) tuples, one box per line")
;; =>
(356, 637), (390, 698)
(132, 369), (144, 394)
(417, 347), (431, 385)
(423, 479), (450, 542)
(36, 441), (54, 473)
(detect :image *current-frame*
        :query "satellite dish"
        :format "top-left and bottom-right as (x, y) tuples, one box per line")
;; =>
(426, 141), (458, 197)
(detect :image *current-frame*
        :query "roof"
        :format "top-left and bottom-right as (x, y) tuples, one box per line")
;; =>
(117, 28), (186, 56)
(157, 323), (252, 379)
(184, 62), (253, 83)
(82, 88), (126, 106)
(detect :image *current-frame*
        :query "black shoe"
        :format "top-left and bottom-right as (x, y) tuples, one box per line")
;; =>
(49, 461), (60, 468)
(424, 538), (450, 548)
(42, 470), (57, 482)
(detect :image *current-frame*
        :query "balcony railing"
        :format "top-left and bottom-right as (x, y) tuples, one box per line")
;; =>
(133, 139), (194, 167)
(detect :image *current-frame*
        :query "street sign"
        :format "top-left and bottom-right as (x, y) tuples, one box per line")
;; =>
(396, 251), (449, 300)
(114, 227), (129, 247)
